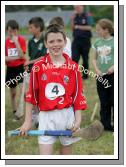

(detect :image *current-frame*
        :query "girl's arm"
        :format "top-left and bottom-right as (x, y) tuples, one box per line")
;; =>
(20, 65), (39, 135)
(92, 48), (102, 76)
(24, 57), (43, 66)
(72, 110), (81, 132)
(107, 65), (114, 75)
(74, 25), (92, 31)
(20, 102), (33, 135)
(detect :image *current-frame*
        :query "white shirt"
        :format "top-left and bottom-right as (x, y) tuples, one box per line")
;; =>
(63, 37), (72, 58)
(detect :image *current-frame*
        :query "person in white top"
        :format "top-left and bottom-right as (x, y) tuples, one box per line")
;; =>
(48, 17), (72, 58)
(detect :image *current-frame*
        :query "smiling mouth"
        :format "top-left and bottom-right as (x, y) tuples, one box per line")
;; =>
(53, 48), (61, 52)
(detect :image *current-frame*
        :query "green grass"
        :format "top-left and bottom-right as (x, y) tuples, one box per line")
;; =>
(5, 33), (114, 155)
(19, 27), (29, 35)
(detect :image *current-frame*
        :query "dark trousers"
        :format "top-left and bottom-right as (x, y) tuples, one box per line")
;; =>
(72, 37), (91, 78)
(96, 74), (114, 129)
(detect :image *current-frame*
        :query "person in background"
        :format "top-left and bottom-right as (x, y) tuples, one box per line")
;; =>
(70, 5), (92, 79)
(49, 16), (72, 58)
(25, 17), (47, 127)
(92, 18), (114, 132)
(5, 20), (26, 121)
(25, 17), (47, 72)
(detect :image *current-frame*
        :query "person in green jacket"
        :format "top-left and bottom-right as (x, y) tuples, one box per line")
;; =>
(25, 17), (47, 127)
(25, 17), (47, 72)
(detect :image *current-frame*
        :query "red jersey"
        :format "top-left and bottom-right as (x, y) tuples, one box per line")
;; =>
(25, 53), (87, 112)
(5, 35), (26, 67)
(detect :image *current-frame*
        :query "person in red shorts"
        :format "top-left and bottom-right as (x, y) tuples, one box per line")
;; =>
(5, 20), (26, 121)
(20, 25), (87, 155)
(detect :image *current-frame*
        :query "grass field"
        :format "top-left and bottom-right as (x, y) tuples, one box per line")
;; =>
(5, 30), (114, 155)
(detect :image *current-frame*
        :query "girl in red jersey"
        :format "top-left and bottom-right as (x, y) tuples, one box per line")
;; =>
(20, 25), (87, 155)
(5, 20), (26, 121)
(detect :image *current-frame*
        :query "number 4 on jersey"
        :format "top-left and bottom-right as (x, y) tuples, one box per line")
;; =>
(45, 82), (65, 100)
(52, 85), (59, 95)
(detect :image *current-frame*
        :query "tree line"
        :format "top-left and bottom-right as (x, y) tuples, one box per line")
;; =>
(5, 5), (114, 22)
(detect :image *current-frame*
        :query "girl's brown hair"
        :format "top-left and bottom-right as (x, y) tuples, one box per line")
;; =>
(97, 18), (114, 35)
(45, 24), (66, 42)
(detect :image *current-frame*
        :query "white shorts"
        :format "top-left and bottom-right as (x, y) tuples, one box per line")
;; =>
(38, 107), (82, 146)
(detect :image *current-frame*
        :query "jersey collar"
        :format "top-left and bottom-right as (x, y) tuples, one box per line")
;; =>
(32, 34), (44, 43)
(45, 53), (70, 66)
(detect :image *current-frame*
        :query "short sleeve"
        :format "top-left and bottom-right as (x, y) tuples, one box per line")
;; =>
(63, 37), (72, 58)
(92, 44), (96, 50)
(92, 41), (97, 50)
(25, 67), (39, 105)
(92, 38), (100, 50)
(72, 69), (87, 111)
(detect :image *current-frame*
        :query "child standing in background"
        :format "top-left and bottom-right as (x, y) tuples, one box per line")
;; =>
(92, 18), (114, 132)
(25, 17), (47, 127)
(25, 17), (47, 72)
(5, 20), (26, 121)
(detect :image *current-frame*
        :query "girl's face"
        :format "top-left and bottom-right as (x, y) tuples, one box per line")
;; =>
(96, 24), (108, 38)
(45, 32), (66, 57)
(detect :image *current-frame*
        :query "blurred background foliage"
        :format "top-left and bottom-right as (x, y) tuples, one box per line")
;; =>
(5, 5), (114, 22)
